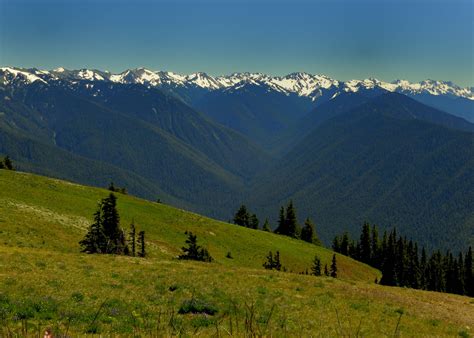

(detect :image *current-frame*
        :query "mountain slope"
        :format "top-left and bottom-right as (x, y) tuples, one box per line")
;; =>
(0, 169), (376, 279)
(194, 82), (315, 148)
(0, 170), (473, 336)
(71, 81), (270, 179)
(0, 80), (272, 217)
(249, 93), (474, 251)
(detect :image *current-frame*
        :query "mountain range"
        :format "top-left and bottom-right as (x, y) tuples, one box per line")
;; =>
(0, 66), (473, 250)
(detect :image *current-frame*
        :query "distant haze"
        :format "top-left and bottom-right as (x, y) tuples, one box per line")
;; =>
(0, 0), (472, 87)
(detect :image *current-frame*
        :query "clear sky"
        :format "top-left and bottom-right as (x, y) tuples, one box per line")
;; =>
(0, 0), (473, 86)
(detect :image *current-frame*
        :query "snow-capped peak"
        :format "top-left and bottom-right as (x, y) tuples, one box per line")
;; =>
(1, 66), (472, 101)
(0, 67), (48, 84)
(342, 77), (474, 100)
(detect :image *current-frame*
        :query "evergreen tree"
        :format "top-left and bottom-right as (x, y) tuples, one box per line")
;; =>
(129, 222), (136, 257)
(3, 156), (13, 170)
(179, 231), (213, 262)
(332, 235), (340, 252)
(332, 224), (471, 296)
(101, 193), (125, 254)
(0, 159), (4, 169)
(419, 247), (428, 290)
(359, 222), (371, 264)
(311, 255), (322, 276)
(371, 224), (380, 267)
(340, 232), (350, 256)
(79, 194), (130, 255)
(464, 246), (473, 296)
(285, 201), (299, 238)
(180, 231), (200, 260)
(274, 206), (286, 234)
(395, 237), (407, 286)
(249, 213), (259, 229)
(262, 219), (271, 232)
(428, 250), (445, 292)
(454, 253), (465, 295)
(263, 250), (282, 271)
(79, 207), (106, 254)
(301, 218), (315, 244)
(138, 231), (146, 257)
(330, 254), (338, 278)
(233, 205), (250, 227)
(348, 240), (357, 258)
(263, 251), (274, 270)
(380, 230), (397, 286)
(274, 251), (282, 271)
(324, 264), (329, 276)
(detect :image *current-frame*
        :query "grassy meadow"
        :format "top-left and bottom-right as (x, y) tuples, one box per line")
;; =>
(0, 170), (473, 336)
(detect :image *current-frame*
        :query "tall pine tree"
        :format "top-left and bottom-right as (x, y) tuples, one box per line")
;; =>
(330, 254), (337, 278)
(311, 255), (322, 276)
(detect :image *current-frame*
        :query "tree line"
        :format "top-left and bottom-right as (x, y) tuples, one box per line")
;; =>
(233, 201), (321, 245)
(332, 223), (473, 296)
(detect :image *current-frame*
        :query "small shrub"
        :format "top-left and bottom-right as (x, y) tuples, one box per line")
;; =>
(178, 298), (218, 315)
(226, 251), (233, 259)
(168, 285), (179, 292)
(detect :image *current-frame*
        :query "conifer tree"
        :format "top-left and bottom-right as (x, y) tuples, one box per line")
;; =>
(79, 207), (107, 254)
(129, 222), (136, 257)
(263, 250), (282, 270)
(330, 254), (338, 278)
(180, 231), (200, 260)
(301, 218), (315, 243)
(3, 156), (13, 170)
(285, 201), (299, 238)
(428, 250), (445, 292)
(324, 264), (329, 276)
(274, 251), (282, 271)
(275, 206), (286, 234)
(340, 232), (350, 256)
(349, 239), (357, 258)
(79, 194), (130, 255)
(249, 213), (259, 229)
(138, 230), (146, 257)
(419, 247), (428, 289)
(233, 205), (250, 227)
(380, 230), (397, 286)
(332, 235), (340, 252)
(371, 224), (380, 267)
(101, 193), (124, 253)
(359, 222), (371, 264)
(263, 251), (274, 270)
(311, 255), (322, 276)
(262, 219), (271, 232)
(0, 159), (4, 169)
(179, 231), (213, 262)
(453, 253), (464, 295)
(464, 246), (473, 296)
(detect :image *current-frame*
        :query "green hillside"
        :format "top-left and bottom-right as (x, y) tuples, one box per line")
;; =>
(0, 170), (473, 336)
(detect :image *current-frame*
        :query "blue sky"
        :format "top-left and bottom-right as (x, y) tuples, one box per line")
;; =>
(0, 0), (472, 86)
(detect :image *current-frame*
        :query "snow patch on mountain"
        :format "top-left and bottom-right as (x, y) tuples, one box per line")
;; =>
(0, 67), (47, 84)
(1, 66), (472, 101)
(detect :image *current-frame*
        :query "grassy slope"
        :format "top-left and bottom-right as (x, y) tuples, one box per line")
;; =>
(0, 170), (473, 336)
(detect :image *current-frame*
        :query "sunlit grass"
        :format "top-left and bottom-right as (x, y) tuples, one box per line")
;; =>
(0, 170), (473, 336)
